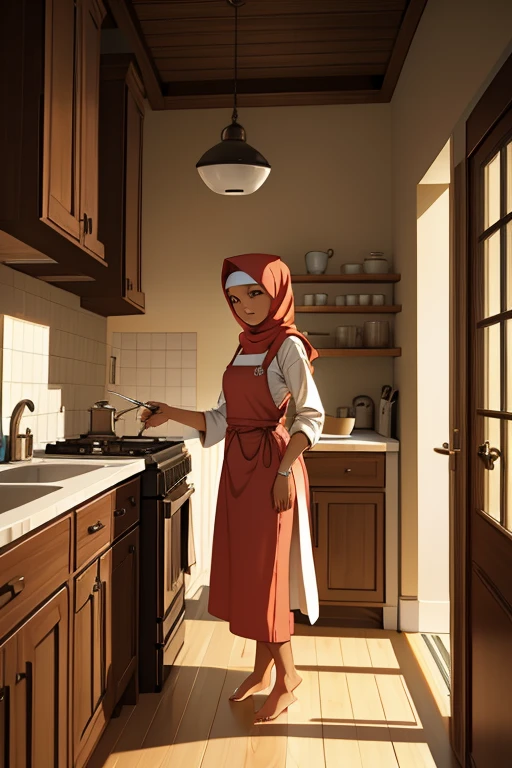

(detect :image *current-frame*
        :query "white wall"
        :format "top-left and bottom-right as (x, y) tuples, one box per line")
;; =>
(108, 103), (394, 418)
(391, 0), (512, 602)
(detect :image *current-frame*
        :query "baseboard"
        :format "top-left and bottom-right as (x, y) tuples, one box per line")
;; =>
(399, 598), (450, 632)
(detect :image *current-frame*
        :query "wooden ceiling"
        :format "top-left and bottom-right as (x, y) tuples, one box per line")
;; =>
(107, 0), (428, 110)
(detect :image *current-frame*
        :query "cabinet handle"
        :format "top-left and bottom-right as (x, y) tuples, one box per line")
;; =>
(344, 468), (352, 473)
(15, 672), (26, 684)
(312, 502), (319, 548)
(0, 575), (25, 609)
(81, 213), (89, 233)
(88, 217), (93, 235)
(92, 577), (101, 593)
(129, 544), (136, 554)
(129, 496), (137, 506)
(114, 508), (127, 518)
(0, 688), (5, 702)
(88, 521), (105, 535)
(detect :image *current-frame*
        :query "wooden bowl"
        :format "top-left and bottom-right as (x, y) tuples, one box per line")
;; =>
(322, 415), (356, 436)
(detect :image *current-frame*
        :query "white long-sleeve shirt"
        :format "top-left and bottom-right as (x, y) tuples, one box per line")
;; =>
(202, 336), (325, 449)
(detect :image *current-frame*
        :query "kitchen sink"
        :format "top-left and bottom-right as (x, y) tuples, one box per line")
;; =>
(0, 464), (109, 484)
(0, 485), (62, 514)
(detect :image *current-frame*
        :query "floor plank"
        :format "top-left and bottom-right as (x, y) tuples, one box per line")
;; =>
(90, 589), (458, 768)
(286, 635), (325, 768)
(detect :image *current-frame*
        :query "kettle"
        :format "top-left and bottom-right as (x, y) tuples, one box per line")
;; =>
(352, 395), (375, 430)
(88, 401), (117, 436)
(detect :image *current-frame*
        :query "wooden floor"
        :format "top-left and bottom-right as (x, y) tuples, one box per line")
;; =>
(89, 588), (460, 768)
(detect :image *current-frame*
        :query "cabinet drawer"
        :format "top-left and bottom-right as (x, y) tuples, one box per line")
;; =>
(113, 477), (140, 540)
(306, 453), (385, 488)
(0, 515), (71, 640)
(76, 492), (112, 570)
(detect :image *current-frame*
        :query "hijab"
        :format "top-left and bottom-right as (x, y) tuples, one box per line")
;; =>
(221, 253), (318, 371)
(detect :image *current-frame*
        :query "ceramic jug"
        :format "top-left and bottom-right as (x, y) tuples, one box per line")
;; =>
(305, 249), (334, 274)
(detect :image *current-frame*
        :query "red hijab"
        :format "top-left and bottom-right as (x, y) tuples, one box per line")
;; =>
(222, 254), (318, 371)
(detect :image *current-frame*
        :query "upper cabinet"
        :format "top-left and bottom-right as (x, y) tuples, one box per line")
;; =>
(81, 54), (146, 315)
(0, 0), (147, 314)
(42, 0), (105, 259)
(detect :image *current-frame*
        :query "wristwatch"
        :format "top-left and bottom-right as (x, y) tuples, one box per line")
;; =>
(277, 469), (291, 477)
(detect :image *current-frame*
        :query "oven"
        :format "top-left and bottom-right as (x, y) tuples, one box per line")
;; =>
(139, 447), (194, 692)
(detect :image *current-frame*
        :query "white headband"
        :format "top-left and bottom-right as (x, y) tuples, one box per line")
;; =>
(224, 270), (257, 290)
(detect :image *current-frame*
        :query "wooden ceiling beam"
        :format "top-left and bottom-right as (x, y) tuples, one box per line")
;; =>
(145, 27), (398, 48)
(133, 1), (407, 22)
(107, 0), (165, 109)
(163, 89), (386, 110)
(380, 0), (428, 99)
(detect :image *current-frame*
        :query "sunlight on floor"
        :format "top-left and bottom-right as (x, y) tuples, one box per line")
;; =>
(89, 590), (457, 768)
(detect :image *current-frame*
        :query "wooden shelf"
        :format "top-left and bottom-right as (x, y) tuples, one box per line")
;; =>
(296, 305), (402, 314)
(292, 274), (401, 284)
(317, 348), (402, 357)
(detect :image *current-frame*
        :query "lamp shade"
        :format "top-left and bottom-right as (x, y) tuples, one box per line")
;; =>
(196, 122), (271, 195)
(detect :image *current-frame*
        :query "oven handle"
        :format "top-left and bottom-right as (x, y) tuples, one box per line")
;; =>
(163, 482), (195, 518)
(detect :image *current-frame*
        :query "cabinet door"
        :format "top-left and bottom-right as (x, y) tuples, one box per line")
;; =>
(124, 78), (144, 307)
(79, 0), (105, 259)
(16, 588), (69, 768)
(73, 559), (103, 752)
(0, 634), (16, 768)
(111, 528), (139, 705)
(43, 0), (80, 240)
(312, 491), (385, 603)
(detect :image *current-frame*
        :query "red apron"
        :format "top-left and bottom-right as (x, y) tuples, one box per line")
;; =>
(208, 350), (309, 642)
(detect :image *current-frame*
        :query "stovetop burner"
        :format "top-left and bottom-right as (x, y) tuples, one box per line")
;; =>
(45, 435), (183, 457)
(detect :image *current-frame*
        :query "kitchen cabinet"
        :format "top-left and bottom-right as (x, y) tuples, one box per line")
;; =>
(43, 0), (105, 258)
(0, 0), (108, 286)
(0, 473), (141, 768)
(0, 588), (69, 768)
(305, 442), (398, 628)
(312, 490), (384, 603)
(80, 55), (146, 316)
(111, 528), (139, 705)
(73, 554), (112, 766)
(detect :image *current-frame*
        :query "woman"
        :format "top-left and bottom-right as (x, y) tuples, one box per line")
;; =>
(142, 253), (325, 723)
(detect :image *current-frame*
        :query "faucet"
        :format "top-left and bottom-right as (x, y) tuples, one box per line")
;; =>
(8, 399), (35, 462)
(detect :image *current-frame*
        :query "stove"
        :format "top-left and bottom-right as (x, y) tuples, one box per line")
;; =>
(45, 434), (182, 458)
(46, 433), (194, 692)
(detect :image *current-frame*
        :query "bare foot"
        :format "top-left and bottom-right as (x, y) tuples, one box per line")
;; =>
(229, 668), (273, 702)
(253, 674), (302, 723)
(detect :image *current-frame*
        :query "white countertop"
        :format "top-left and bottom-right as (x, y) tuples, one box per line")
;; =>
(311, 429), (399, 452)
(0, 457), (145, 548)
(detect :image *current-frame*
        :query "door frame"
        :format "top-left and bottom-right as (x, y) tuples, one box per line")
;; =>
(450, 52), (512, 768)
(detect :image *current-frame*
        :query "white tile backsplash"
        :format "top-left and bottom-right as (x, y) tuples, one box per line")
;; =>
(109, 331), (197, 437)
(0, 264), (107, 448)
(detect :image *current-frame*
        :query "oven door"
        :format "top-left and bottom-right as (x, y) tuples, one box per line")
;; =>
(159, 481), (195, 620)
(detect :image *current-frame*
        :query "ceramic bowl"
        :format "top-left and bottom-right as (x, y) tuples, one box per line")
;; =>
(341, 263), (362, 274)
(322, 415), (356, 436)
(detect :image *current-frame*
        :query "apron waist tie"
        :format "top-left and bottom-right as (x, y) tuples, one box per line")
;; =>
(225, 420), (283, 467)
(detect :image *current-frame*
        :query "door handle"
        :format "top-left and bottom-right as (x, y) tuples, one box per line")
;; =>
(477, 440), (501, 470)
(434, 442), (461, 456)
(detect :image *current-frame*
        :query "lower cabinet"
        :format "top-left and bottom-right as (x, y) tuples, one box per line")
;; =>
(0, 588), (69, 768)
(73, 526), (139, 768)
(73, 553), (112, 767)
(111, 528), (139, 705)
(312, 490), (385, 603)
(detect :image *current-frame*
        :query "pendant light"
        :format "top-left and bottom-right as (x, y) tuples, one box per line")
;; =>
(196, 0), (271, 195)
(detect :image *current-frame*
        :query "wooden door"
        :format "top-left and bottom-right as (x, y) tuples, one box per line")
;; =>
(16, 588), (69, 768)
(312, 490), (384, 603)
(467, 98), (512, 765)
(79, 0), (105, 259)
(73, 559), (103, 752)
(124, 70), (144, 307)
(42, 0), (80, 240)
(0, 633), (16, 768)
(110, 528), (139, 705)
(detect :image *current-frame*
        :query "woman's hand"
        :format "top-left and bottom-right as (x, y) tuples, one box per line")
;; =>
(140, 401), (170, 429)
(272, 473), (293, 513)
